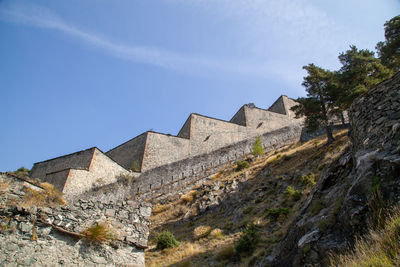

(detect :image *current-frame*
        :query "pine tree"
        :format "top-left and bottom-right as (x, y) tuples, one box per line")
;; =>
(291, 64), (336, 144)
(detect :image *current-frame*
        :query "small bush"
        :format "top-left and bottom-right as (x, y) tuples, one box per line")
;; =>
(12, 167), (30, 177)
(252, 136), (264, 156)
(235, 223), (260, 254)
(193, 225), (212, 240)
(82, 222), (115, 243)
(210, 228), (223, 239)
(267, 208), (291, 220)
(130, 160), (141, 172)
(301, 172), (316, 187)
(236, 160), (249, 171)
(284, 186), (302, 201)
(156, 231), (180, 250)
(216, 245), (235, 261)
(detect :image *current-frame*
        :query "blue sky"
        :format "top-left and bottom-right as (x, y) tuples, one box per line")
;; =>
(0, 0), (399, 171)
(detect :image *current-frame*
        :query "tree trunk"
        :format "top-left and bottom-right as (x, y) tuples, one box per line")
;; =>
(341, 111), (346, 125)
(326, 124), (335, 144)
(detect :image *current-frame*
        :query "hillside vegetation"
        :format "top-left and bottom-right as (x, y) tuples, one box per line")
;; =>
(146, 129), (349, 266)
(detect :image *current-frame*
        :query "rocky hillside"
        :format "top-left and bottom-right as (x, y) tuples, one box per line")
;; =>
(146, 73), (400, 267)
(145, 129), (349, 266)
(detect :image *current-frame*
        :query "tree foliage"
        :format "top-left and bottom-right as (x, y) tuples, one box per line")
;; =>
(335, 46), (392, 110)
(376, 15), (400, 71)
(291, 64), (336, 143)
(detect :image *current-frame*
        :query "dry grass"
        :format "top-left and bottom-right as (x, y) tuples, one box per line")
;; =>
(180, 190), (197, 203)
(193, 225), (212, 240)
(20, 182), (66, 207)
(152, 204), (169, 214)
(147, 242), (204, 267)
(210, 228), (223, 239)
(330, 207), (400, 266)
(81, 222), (115, 243)
(0, 182), (9, 193)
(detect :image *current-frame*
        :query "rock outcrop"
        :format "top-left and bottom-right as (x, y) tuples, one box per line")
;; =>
(269, 73), (400, 266)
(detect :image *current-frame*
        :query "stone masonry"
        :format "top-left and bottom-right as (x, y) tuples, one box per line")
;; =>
(29, 95), (305, 200)
(0, 173), (151, 266)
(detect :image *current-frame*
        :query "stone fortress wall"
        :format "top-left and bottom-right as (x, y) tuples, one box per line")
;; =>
(29, 95), (312, 200)
(30, 148), (130, 199)
(106, 95), (299, 173)
(82, 124), (304, 204)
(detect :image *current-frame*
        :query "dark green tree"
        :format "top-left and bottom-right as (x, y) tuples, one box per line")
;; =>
(376, 15), (400, 71)
(335, 46), (392, 110)
(291, 64), (336, 144)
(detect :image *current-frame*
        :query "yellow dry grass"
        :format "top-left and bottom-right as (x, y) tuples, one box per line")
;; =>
(147, 242), (204, 267)
(180, 190), (197, 203)
(20, 182), (66, 207)
(330, 207), (400, 266)
(193, 225), (212, 240)
(81, 222), (116, 243)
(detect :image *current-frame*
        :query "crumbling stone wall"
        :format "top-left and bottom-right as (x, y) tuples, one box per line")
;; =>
(0, 174), (151, 266)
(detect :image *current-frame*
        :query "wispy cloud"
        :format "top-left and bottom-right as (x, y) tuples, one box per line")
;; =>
(0, 1), (294, 81)
(166, 0), (344, 67)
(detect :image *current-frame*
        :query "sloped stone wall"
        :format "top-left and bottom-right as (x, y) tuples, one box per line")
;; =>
(349, 72), (400, 152)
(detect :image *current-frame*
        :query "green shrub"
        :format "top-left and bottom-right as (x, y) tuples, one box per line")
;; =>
(284, 186), (302, 201)
(236, 160), (249, 171)
(131, 160), (141, 172)
(12, 167), (30, 177)
(235, 223), (260, 254)
(267, 208), (291, 220)
(156, 231), (180, 250)
(252, 136), (264, 156)
(301, 172), (316, 187)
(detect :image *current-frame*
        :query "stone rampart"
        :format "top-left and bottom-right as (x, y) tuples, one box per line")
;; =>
(81, 123), (304, 203)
